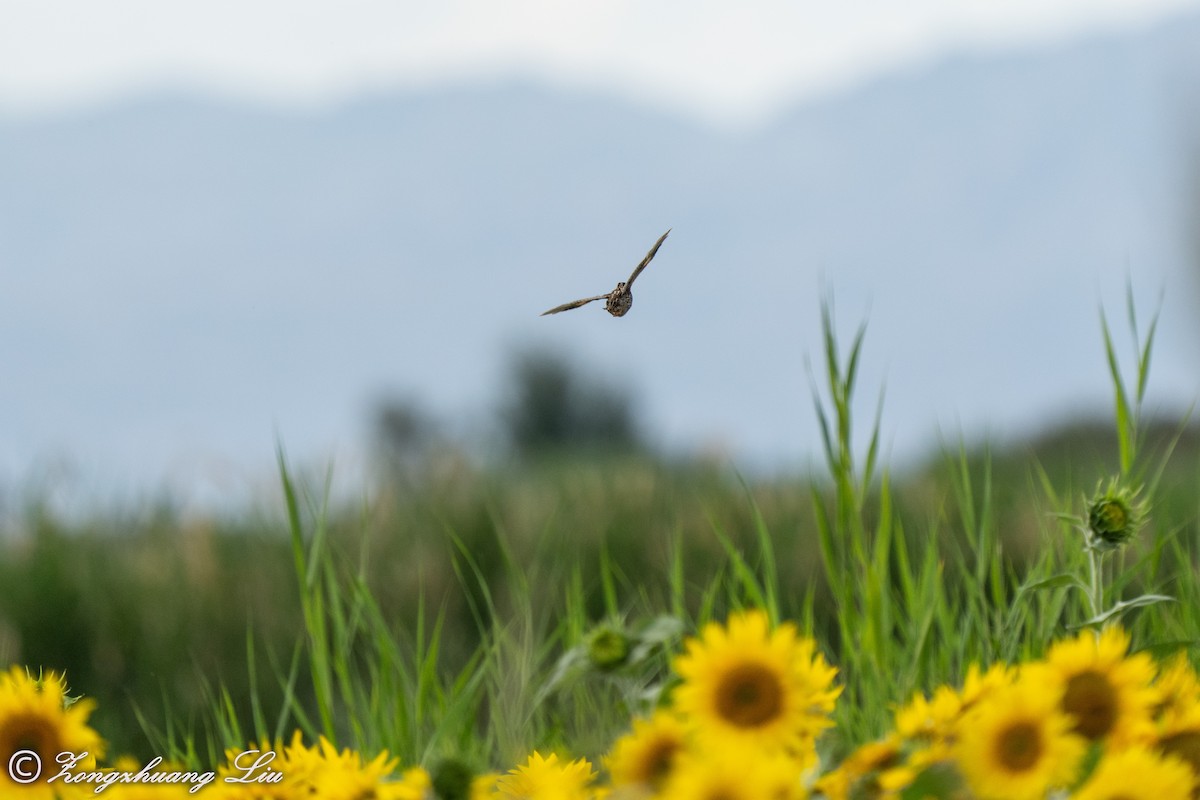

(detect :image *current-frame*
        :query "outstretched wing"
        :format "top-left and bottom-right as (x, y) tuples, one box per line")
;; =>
(624, 229), (671, 288)
(540, 293), (611, 316)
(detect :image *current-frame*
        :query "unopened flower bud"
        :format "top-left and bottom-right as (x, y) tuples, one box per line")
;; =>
(431, 757), (475, 800)
(586, 625), (631, 671)
(1086, 481), (1145, 550)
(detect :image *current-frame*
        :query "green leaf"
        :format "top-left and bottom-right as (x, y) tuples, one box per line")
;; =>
(1079, 594), (1176, 628)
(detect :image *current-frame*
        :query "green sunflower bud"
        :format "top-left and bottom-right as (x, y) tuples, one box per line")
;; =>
(586, 624), (631, 671)
(431, 757), (475, 800)
(1085, 480), (1146, 551)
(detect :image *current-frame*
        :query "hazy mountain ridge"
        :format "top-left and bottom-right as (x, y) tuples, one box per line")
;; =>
(3, 12), (1199, 498)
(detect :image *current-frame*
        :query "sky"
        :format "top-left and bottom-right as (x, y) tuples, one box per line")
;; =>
(2, 0), (1200, 125)
(4, 0), (1200, 511)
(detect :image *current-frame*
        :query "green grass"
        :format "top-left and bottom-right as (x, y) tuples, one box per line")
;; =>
(1, 295), (1197, 776)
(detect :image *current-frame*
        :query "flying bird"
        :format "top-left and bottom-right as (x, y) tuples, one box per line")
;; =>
(540, 229), (671, 317)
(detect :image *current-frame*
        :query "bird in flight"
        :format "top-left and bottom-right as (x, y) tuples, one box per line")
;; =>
(540, 229), (671, 317)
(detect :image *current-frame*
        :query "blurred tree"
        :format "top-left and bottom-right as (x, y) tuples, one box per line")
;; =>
(371, 394), (444, 480)
(500, 348), (643, 458)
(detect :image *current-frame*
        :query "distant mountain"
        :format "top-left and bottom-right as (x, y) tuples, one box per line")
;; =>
(3, 12), (1200, 502)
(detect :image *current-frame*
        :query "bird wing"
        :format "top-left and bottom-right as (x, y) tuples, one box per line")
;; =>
(624, 229), (671, 288)
(540, 293), (611, 316)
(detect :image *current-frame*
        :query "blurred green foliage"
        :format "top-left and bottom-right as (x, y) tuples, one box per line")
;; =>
(0, 416), (1196, 758)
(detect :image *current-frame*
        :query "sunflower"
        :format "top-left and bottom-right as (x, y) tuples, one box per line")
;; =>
(0, 667), (104, 800)
(672, 610), (840, 753)
(494, 751), (596, 800)
(952, 676), (1086, 800)
(658, 743), (804, 800)
(1153, 701), (1200, 796)
(811, 735), (910, 800)
(208, 733), (304, 800)
(605, 710), (690, 792)
(229, 734), (412, 800)
(894, 684), (962, 746)
(1025, 626), (1158, 747)
(891, 664), (1016, 768)
(470, 771), (501, 800)
(1069, 747), (1195, 800)
(304, 738), (413, 800)
(1154, 654), (1200, 725)
(385, 766), (434, 800)
(958, 662), (1017, 712)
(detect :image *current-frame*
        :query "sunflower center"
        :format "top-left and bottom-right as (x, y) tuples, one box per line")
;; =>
(1158, 730), (1200, 777)
(703, 788), (738, 800)
(993, 720), (1043, 772)
(1062, 670), (1117, 740)
(715, 663), (784, 728)
(0, 711), (63, 767)
(637, 739), (680, 788)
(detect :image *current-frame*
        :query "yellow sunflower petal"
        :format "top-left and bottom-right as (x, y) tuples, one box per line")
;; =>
(1025, 626), (1159, 747)
(604, 710), (690, 791)
(953, 675), (1086, 800)
(1154, 700), (1200, 790)
(673, 610), (840, 753)
(0, 666), (105, 800)
(1070, 747), (1195, 800)
(495, 751), (596, 800)
(658, 743), (805, 800)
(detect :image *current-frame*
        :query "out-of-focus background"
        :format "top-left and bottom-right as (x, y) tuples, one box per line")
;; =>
(2, 0), (1200, 756)
(3, 0), (1200, 505)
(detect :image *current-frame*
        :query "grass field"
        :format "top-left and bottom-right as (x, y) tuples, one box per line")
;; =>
(1, 302), (1198, 798)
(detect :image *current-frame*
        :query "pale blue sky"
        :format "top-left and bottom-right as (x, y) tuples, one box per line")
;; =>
(3, 0), (1199, 508)
(2, 0), (1198, 124)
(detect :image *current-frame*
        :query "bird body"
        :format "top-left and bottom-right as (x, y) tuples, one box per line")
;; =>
(541, 230), (670, 317)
